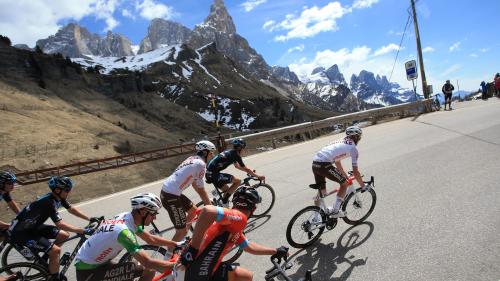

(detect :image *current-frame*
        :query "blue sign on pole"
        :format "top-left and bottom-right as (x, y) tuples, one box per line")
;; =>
(405, 60), (418, 81)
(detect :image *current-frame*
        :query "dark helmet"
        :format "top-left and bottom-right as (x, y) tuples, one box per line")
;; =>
(231, 138), (246, 149)
(48, 176), (74, 191)
(232, 187), (261, 210)
(0, 171), (16, 187)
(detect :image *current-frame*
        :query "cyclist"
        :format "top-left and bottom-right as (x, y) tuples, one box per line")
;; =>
(180, 187), (288, 281)
(206, 138), (265, 206)
(75, 193), (178, 281)
(161, 140), (216, 245)
(311, 126), (366, 218)
(0, 171), (20, 240)
(9, 176), (96, 281)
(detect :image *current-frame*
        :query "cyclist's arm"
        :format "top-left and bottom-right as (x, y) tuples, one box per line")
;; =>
(334, 161), (348, 179)
(234, 163), (265, 181)
(137, 231), (178, 248)
(190, 206), (220, 249)
(67, 206), (90, 221)
(55, 220), (85, 234)
(0, 221), (9, 229)
(193, 182), (211, 205)
(352, 166), (364, 187)
(132, 250), (175, 273)
(243, 241), (276, 255)
(6, 200), (20, 214)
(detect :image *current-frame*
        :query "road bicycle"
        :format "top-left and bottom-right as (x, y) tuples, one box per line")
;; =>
(430, 93), (441, 111)
(286, 174), (376, 248)
(0, 217), (104, 280)
(198, 172), (276, 218)
(265, 255), (312, 281)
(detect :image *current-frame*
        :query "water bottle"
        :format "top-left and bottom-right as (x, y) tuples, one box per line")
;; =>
(59, 252), (71, 266)
(211, 189), (219, 198)
(19, 246), (34, 260)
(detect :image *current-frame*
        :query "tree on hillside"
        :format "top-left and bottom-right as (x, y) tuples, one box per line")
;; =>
(0, 35), (12, 46)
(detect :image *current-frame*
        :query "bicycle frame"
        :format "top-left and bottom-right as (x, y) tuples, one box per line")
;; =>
(209, 174), (262, 204)
(314, 176), (359, 213)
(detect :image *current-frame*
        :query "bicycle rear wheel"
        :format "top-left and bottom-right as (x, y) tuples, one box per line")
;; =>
(1, 244), (40, 269)
(250, 183), (275, 218)
(0, 262), (48, 280)
(342, 188), (377, 225)
(119, 245), (169, 263)
(286, 206), (326, 248)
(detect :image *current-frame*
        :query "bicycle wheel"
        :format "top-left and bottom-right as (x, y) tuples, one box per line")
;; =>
(119, 245), (169, 263)
(2, 244), (38, 268)
(0, 262), (48, 280)
(286, 206), (326, 248)
(222, 245), (244, 264)
(250, 184), (275, 218)
(342, 188), (377, 225)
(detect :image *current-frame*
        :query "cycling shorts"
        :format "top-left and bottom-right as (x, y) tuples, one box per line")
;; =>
(76, 261), (143, 281)
(11, 224), (60, 254)
(206, 172), (233, 189)
(161, 191), (194, 229)
(211, 262), (236, 281)
(312, 161), (347, 190)
(444, 93), (452, 100)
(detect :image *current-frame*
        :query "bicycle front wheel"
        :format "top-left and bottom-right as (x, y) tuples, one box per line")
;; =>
(0, 262), (48, 280)
(119, 245), (168, 263)
(286, 206), (325, 248)
(250, 183), (275, 218)
(342, 188), (377, 225)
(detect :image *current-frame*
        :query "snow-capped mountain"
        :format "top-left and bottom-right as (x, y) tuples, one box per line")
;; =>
(36, 23), (133, 57)
(138, 19), (192, 54)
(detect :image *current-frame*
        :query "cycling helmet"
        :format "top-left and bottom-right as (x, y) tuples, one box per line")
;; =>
(345, 126), (362, 137)
(48, 176), (74, 191)
(130, 193), (162, 212)
(0, 171), (16, 186)
(232, 187), (261, 210)
(195, 140), (216, 152)
(231, 138), (246, 149)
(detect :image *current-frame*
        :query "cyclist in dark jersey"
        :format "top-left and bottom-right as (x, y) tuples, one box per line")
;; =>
(9, 176), (97, 281)
(206, 138), (265, 205)
(179, 187), (287, 281)
(0, 171), (20, 240)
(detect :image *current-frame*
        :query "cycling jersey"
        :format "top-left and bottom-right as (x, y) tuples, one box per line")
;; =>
(10, 193), (71, 232)
(313, 137), (359, 166)
(206, 149), (245, 173)
(162, 155), (206, 196)
(185, 207), (249, 280)
(75, 212), (143, 269)
(0, 191), (12, 203)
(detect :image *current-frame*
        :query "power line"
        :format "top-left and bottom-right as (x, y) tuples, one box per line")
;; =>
(388, 14), (411, 83)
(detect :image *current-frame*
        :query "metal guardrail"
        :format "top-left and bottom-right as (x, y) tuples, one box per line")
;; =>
(14, 100), (430, 185)
(15, 143), (198, 185)
(232, 100), (431, 142)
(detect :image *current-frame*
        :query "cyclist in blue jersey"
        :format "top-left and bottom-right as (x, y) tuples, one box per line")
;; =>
(206, 138), (265, 205)
(9, 176), (98, 281)
(0, 171), (20, 240)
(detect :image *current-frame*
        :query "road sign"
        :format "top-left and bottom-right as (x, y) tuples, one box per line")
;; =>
(405, 60), (418, 81)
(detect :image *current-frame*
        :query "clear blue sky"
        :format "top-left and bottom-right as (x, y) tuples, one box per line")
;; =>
(1, 0), (498, 91)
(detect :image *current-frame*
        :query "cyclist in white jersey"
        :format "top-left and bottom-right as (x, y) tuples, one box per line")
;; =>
(160, 140), (216, 244)
(312, 126), (366, 218)
(75, 193), (178, 281)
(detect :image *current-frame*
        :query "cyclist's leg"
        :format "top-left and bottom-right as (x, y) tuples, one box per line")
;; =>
(215, 173), (239, 202)
(323, 163), (348, 213)
(312, 162), (327, 207)
(161, 191), (189, 243)
(213, 263), (252, 281)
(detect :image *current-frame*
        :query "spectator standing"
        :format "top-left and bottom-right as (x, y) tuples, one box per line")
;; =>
(442, 80), (455, 110)
(494, 73), (500, 98)
(480, 81), (488, 100)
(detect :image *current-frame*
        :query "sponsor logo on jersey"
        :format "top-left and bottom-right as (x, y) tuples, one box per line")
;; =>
(199, 240), (224, 276)
(95, 247), (113, 263)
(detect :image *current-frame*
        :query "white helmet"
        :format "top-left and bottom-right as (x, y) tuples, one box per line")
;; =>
(346, 126), (362, 137)
(195, 140), (216, 152)
(130, 193), (162, 212)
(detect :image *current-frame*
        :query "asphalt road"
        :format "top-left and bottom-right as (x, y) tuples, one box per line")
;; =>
(59, 98), (500, 281)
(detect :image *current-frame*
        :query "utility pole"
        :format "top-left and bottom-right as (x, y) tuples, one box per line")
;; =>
(411, 0), (429, 99)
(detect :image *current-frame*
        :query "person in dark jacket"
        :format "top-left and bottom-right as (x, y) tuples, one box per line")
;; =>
(480, 81), (488, 100)
(442, 80), (455, 110)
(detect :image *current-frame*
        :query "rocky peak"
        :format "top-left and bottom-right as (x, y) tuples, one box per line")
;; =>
(139, 19), (192, 54)
(203, 0), (236, 34)
(36, 23), (133, 58)
(271, 66), (300, 84)
(325, 64), (346, 85)
(311, 67), (325, 75)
